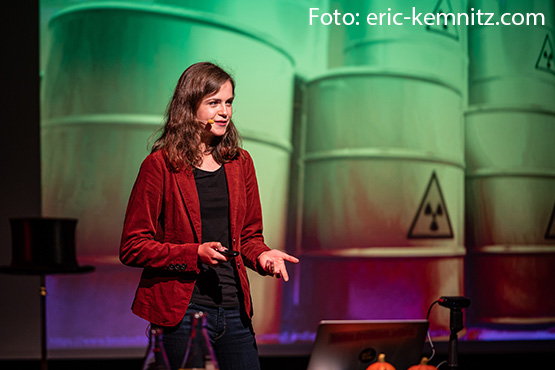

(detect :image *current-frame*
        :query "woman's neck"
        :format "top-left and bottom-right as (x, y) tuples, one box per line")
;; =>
(197, 145), (221, 171)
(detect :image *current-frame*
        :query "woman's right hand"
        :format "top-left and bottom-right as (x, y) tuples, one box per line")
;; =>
(198, 242), (230, 266)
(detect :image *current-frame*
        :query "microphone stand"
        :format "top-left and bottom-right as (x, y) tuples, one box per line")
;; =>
(437, 296), (470, 370)
(447, 307), (464, 370)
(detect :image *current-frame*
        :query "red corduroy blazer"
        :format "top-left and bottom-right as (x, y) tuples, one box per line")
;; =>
(120, 149), (270, 327)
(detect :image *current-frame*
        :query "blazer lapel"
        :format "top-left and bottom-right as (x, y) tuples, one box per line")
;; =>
(174, 167), (202, 243)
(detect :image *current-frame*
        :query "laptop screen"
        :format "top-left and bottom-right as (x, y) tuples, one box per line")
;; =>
(307, 320), (429, 370)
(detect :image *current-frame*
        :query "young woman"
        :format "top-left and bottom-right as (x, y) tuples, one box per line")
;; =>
(120, 62), (299, 370)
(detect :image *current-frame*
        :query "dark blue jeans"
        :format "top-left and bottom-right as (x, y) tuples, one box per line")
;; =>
(154, 303), (261, 370)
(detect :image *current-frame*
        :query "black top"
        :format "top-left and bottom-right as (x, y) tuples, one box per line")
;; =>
(190, 166), (240, 307)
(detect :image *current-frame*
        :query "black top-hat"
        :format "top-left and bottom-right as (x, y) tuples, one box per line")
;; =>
(0, 217), (94, 275)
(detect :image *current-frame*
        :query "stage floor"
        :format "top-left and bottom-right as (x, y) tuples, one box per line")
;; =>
(1, 340), (553, 370)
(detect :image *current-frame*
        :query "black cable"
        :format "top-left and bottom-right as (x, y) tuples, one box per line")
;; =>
(426, 300), (440, 362)
(437, 360), (448, 368)
(427, 300), (439, 320)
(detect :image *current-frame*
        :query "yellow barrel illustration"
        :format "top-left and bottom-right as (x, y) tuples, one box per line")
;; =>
(292, 65), (465, 334)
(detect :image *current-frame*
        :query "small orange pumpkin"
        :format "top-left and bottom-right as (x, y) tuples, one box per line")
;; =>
(408, 357), (437, 370)
(366, 353), (396, 370)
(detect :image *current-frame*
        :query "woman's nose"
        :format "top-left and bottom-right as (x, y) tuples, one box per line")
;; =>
(218, 104), (228, 116)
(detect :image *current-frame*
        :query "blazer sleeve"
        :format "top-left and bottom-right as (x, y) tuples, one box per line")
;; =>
(238, 150), (272, 273)
(119, 153), (200, 273)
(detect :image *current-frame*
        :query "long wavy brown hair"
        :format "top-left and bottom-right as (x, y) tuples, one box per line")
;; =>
(151, 62), (241, 171)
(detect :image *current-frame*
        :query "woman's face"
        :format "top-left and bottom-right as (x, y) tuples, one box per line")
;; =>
(196, 80), (234, 139)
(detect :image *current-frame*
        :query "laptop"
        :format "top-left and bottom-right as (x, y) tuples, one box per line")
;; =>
(307, 320), (429, 370)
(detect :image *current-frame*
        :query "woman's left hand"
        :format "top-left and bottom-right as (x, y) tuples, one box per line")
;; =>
(257, 249), (299, 282)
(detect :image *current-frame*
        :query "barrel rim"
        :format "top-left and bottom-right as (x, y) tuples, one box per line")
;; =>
(467, 245), (555, 254)
(302, 148), (466, 170)
(48, 1), (295, 66)
(42, 113), (293, 153)
(465, 168), (555, 179)
(306, 66), (462, 96)
(465, 104), (555, 116)
(298, 246), (467, 259)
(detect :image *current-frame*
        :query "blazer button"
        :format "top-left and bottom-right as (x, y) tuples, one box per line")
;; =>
(182, 263), (187, 270)
(169, 264), (175, 270)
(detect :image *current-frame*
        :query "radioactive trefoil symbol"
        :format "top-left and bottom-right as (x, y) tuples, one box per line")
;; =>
(536, 34), (555, 75)
(425, 202), (444, 232)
